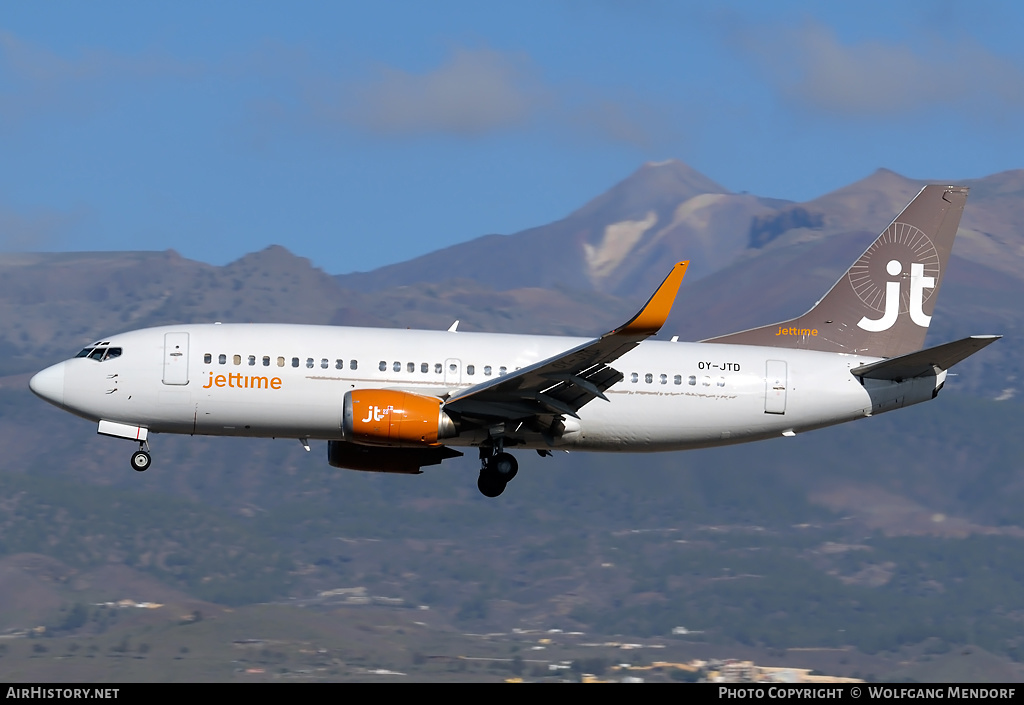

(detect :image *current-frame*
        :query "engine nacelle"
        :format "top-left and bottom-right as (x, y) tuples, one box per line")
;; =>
(343, 389), (457, 446)
(327, 441), (463, 474)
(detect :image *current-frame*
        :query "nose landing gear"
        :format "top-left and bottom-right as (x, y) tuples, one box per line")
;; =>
(477, 445), (518, 497)
(130, 442), (151, 472)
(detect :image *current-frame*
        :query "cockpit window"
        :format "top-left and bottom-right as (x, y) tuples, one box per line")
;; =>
(75, 346), (123, 361)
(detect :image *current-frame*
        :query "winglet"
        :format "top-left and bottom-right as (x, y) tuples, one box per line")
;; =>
(612, 261), (689, 336)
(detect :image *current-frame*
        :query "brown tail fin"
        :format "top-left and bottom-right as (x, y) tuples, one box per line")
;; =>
(703, 184), (969, 358)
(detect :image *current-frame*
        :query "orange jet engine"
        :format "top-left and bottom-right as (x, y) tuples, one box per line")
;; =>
(343, 390), (457, 446)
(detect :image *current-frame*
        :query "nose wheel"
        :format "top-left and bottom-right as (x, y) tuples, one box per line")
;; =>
(477, 449), (518, 497)
(130, 443), (151, 472)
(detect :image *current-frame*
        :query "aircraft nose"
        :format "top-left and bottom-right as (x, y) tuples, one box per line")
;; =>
(29, 361), (66, 407)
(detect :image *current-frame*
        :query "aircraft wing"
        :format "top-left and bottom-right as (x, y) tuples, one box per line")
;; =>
(851, 335), (1001, 381)
(442, 262), (688, 421)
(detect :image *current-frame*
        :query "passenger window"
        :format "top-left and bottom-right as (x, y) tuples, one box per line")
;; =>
(263, 356), (270, 367)
(219, 354), (226, 365)
(717, 377), (725, 387)
(674, 375), (682, 385)
(660, 374), (667, 385)
(278, 357), (285, 367)
(393, 361), (401, 373)
(306, 358), (314, 369)
(484, 366), (492, 376)
(449, 363), (457, 372)
(688, 376), (696, 386)
(702, 376), (711, 386)
(499, 366), (507, 376)
(103, 348), (122, 361)
(407, 362), (414, 373)
(292, 357), (300, 368)
(233, 355), (241, 365)
(467, 365), (475, 375)
(435, 363), (442, 374)
(203, 353), (211, 364)
(421, 362), (428, 373)
(249, 355), (256, 366)
(350, 360), (358, 371)
(631, 372), (638, 383)
(336, 360), (344, 370)
(321, 358), (329, 369)
(379, 361), (387, 372)
(645, 373), (653, 384)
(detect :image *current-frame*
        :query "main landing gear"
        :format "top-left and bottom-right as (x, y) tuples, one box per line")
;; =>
(130, 442), (151, 472)
(477, 446), (518, 498)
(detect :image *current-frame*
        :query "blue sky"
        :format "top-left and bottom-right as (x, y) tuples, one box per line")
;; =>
(2, 1), (1023, 274)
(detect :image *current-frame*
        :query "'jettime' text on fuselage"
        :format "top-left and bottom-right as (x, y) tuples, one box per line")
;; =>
(202, 373), (283, 390)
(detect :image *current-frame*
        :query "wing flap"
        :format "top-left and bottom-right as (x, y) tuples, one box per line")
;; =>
(444, 261), (688, 421)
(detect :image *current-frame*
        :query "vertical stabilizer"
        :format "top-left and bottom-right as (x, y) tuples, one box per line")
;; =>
(703, 185), (968, 358)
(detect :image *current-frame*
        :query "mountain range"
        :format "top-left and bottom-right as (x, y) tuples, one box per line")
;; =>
(1, 160), (1023, 679)
(3, 159), (1021, 395)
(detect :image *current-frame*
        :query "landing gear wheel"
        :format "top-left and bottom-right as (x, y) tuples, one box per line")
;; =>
(477, 473), (507, 498)
(476, 450), (518, 497)
(131, 450), (151, 472)
(489, 452), (518, 482)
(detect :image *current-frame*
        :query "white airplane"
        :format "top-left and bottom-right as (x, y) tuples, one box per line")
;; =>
(29, 185), (999, 497)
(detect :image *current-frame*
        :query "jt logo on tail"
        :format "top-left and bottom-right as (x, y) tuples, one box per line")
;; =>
(703, 185), (968, 358)
(857, 260), (936, 332)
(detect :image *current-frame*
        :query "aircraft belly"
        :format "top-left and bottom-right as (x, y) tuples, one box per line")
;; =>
(566, 364), (873, 452)
(571, 384), (763, 451)
(192, 403), (341, 437)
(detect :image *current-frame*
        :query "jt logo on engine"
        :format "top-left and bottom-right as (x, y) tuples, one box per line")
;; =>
(361, 405), (394, 423)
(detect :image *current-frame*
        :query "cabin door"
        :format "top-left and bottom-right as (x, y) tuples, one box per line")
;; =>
(163, 332), (190, 385)
(764, 360), (787, 414)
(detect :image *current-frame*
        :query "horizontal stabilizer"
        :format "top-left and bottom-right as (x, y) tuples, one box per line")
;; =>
(851, 335), (1001, 381)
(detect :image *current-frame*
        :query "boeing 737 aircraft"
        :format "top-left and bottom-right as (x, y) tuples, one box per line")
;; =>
(29, 185), (999, 497)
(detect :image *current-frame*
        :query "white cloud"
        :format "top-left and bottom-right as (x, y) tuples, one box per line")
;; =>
(742, 21), (1024, 118)
(0, 30), (198, 123)
(299, 46), (674, 148)
(0, 30), (674, 150)
(338, 48), (545, 136)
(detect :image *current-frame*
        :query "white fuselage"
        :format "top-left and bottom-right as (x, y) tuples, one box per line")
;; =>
(38, 323), (944, 452)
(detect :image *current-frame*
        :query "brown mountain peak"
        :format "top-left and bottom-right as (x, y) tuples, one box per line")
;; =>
(569, 159), (730, 224)
(225, 245), (320, 273)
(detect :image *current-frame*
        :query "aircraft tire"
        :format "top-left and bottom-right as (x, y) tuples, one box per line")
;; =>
(477, 473), (506, 498)
(490, 452), (518, 482)
(131, 450), (151, 472)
